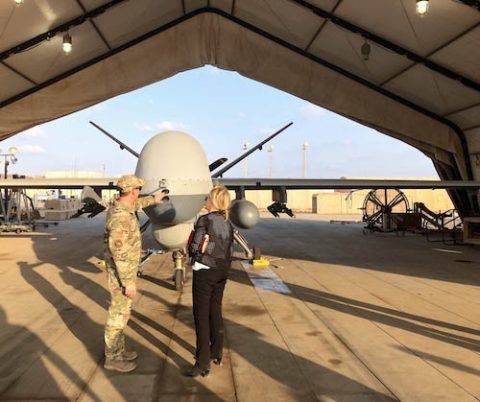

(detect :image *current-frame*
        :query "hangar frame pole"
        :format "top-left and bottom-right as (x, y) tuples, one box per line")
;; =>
(304, 0), (343, 52)
(74, 0), (112, 51)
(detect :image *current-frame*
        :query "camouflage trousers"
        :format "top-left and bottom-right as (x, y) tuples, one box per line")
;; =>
(104, 270), (133, 360)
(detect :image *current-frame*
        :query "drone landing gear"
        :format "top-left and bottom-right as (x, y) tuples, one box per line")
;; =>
(173, 250), (186, 291)
(136, 248), (185, 291)
(137, 248), (164, 277)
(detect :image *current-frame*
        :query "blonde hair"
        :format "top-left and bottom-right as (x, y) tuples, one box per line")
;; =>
(208, 186), (231, 219)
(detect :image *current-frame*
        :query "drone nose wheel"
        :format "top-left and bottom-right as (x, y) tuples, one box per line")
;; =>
(172, 250), (185, 291)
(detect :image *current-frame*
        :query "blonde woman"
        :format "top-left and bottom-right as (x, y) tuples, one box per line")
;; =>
(187, 186), (234, 377)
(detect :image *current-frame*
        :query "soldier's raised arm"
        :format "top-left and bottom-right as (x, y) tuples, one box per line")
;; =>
(134, 195), (156, 210)
(134, 191), (168, 210)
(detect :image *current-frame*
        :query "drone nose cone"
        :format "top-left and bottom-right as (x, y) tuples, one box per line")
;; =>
(152, 222), (192, 251)
(229, 199), (259, 229)
(135, 131), (213, 225)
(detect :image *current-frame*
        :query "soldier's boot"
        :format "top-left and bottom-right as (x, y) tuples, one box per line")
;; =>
(104, 358), (137, 373)
(121, 351), (138, 361)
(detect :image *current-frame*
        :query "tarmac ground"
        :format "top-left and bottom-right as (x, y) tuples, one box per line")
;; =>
(0, 212), (479, 401)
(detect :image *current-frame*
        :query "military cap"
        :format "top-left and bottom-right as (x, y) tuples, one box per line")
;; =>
(116, 175), (144, 193)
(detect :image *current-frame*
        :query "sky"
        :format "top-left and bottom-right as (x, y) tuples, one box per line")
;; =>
(0, 66), (438, 179)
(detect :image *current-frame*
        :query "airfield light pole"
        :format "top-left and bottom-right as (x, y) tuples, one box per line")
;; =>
(0, 147), (18, 179)
(302, 142), (309, 178)
(0, 147), (18, 213)
(243, 142), (250, 177)
(268, 145), (274, 177)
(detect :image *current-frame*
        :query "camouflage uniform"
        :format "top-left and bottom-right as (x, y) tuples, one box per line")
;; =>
(103, 175), (156, 361)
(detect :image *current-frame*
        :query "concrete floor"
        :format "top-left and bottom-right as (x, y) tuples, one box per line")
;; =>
(0, 213), (479, 401)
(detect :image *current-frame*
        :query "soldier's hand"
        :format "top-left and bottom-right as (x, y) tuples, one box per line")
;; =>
(125, 283), (137, 299)
(154, 190), (169, 203)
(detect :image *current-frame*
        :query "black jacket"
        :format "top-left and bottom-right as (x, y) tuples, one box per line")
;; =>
(189, 211), (234, 270)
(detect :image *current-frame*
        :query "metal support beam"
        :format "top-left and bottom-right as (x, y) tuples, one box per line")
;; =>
(1, 61), (36, 85)
(75, 0), (112, 51)
(381, 21), (480, 87)
(304, 0), (343, 52)
(445, 101), (480, 117)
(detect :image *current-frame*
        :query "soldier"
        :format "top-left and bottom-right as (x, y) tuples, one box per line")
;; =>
(103, 174), (167, 372)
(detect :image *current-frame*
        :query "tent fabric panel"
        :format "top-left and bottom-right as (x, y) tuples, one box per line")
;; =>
(77, 0), (113, 12)
(465, 128), (480, 180)
(92, 0), (183, 48)
(5, 22), (108, 84)
(213, 19), (464, 170)
(466, 128), (480, 153)
(384, 64), (480, 116)
(333, 111), (455, 168)
(185, 0), (209, 14)
(0, 13), (466, 176)
(0, 64), (34, 103)
(335, 0), (480, 57)
(0, 13), (211, 141)
(210, 0), (233, 14)
(233, 0), (322, 49)
(430, 25), (480, 83)
(448, 104), (480, 131)
(0, 0), (82, 54)
(307, 0), (342, 12)
(308, 21), (412, 84)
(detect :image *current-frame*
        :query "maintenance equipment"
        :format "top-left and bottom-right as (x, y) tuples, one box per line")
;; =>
(0, 188), (38, 232)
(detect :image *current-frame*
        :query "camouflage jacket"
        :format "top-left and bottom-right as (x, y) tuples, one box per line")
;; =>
(103, 196), (156, 287)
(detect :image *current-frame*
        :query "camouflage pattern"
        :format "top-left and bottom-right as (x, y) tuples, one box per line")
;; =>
(116, 174), (144, 193)
(104, 195), (155, 360)
(104, 276), (132, 360)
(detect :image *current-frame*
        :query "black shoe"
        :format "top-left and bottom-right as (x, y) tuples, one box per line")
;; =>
(212, 357), (223, 366)
(185, 365), (210, 377)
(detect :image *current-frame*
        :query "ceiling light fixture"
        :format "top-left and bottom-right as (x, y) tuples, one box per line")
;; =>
(361, 39), (371, 61)
(62, 33), (72, 54)
(14, 0), (24, 5)
(416, 0), (429, 17)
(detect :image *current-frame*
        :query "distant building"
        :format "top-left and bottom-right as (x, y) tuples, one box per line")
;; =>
(44, 171), (107, 179)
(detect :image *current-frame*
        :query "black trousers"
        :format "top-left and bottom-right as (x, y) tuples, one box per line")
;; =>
(192, 268), (228, 369)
